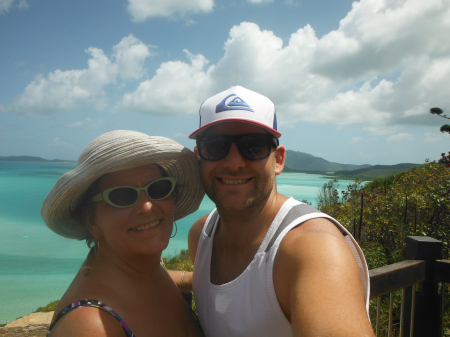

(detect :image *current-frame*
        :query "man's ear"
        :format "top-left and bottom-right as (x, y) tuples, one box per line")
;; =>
(274, 145), (286, 176)
(194, 146), (201, 159)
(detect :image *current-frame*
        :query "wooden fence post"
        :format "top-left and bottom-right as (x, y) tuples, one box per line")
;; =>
(403, 236), (442, 336)
(414, 206), (417, 233)
(404, 195), (408, 225)
(359, 192), (364, 243)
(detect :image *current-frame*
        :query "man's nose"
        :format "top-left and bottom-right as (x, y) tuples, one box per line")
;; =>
(222, 143), (245, 169)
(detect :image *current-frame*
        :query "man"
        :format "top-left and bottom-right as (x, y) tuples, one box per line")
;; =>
(188, 86), (374, 336)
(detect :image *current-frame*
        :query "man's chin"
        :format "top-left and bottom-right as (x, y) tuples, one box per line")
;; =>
(215, 196), (260, 213)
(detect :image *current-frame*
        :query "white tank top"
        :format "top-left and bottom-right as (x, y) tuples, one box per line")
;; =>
(192, 198), (370, 337)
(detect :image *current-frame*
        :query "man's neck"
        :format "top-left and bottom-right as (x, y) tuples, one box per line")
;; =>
(209, 192), (289, 285)
(216, 191), (289, 249)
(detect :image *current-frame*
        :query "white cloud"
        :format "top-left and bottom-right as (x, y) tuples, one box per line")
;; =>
(119, 0), (450, 132)
(358, 151), (372, 161)
(387, 133), (413, 143)
(15, 59), (25, 67)
(6, 0), (450, 134)
(127, 0), (214, 22)
(0, 0), (14, 12)
(247, 0), (274, 3)
(312, 0), (450, 80)
(65, 118), (106, 130)
(351, 137), (363, 144)
(423, 132), (448, 144)
(117, 49), (212, 114)
(6, 35), (152, 116)
(0, 123), (20, 131)
(50, 137), (74, 148)
(173, 132), (187, 138)
(0, 0), (28, 13)
(351, 136), (378, 144)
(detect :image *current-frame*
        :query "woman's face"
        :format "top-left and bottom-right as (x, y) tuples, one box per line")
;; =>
(89, 164), (175, 259)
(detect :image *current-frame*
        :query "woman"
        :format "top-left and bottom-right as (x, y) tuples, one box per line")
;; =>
(41, 130), (204, 336)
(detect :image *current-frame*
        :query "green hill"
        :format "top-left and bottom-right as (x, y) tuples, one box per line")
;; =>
(328, 163), (422, 180)
(284, 150), (370, 173)
(0, 156), (76, 163)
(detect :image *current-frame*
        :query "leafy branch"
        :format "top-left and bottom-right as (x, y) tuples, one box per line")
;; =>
(429, 107), (450, 134)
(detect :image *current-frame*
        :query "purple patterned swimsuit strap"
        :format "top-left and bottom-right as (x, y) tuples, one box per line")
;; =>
(47, 299), (135, 337)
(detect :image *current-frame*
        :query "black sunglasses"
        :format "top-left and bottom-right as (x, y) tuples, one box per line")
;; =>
(196, 133), (279, 162)
(91, 177), (176, 208)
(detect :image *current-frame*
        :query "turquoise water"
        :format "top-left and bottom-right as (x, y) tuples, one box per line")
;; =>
(0, 161), (335, 323)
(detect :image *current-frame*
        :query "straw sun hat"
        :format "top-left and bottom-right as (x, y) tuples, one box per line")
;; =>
(41, 130), (205, 240)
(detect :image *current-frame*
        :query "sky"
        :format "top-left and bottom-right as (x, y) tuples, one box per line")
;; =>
(0, 0), (449, 165)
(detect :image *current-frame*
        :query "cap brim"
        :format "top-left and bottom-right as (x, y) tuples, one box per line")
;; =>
(189, 118), (281, 139)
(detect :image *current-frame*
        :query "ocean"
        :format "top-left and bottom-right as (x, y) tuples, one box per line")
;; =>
(0, 161), (338, 323)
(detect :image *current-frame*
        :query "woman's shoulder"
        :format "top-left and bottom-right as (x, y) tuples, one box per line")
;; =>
(48, 300), (130, 337)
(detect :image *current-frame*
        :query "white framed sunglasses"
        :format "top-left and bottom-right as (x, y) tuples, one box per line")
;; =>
(91, 177), (176, 208)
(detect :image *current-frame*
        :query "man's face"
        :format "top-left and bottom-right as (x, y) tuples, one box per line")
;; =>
(195, 122), (285, 212)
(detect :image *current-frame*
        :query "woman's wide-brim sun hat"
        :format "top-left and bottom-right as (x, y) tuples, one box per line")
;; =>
(41, 130), (205, 240)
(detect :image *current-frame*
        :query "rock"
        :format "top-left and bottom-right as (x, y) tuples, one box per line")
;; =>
(0, 325), (48, 337)
(4, 312), (53, 328)
(0, 313), (53, 337)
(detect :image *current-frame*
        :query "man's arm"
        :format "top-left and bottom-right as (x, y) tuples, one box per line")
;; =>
(166, 270), (194, 292)
(273, 218), (374, 337)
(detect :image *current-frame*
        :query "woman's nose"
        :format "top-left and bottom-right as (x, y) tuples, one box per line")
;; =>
(134, 191), (154, 213)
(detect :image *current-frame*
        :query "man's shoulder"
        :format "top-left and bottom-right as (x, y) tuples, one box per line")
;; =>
(188, 212), (212, 263)
(273, 217), (373, 335)
(277, 217), (349, 263)
(190, 213), (211, 235)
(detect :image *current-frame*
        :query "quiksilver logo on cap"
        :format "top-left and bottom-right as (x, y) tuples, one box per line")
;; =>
(215, 94), (254, 113)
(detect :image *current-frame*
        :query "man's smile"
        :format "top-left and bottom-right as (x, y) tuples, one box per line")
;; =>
(217, 178), (252, 185)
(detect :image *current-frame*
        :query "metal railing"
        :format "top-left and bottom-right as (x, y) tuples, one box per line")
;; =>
(368, 236), (450, 337)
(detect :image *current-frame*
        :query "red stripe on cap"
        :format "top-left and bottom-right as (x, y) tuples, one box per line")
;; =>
(188, 118), (281, 139)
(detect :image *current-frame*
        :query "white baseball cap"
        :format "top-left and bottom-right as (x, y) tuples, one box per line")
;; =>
(189, 86), (281, 139)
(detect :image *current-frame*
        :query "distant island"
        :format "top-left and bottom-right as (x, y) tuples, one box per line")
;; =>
(285, 150), (372, 173)
(0, 153), (421, 180)
(0, 156), (76, 163)
(283, 150), (421, 180)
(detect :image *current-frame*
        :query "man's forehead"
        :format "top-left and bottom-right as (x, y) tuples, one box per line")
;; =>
(203, 122), (268, 136)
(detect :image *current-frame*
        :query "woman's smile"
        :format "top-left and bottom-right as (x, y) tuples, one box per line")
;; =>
(130, 220), (161, 232)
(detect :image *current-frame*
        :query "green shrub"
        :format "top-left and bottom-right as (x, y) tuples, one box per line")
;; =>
(317, 161), (450, 335)
(163, 249), (194, 272)
(35, 300), (59, 313)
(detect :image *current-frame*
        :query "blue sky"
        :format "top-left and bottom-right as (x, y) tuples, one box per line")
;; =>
(1, 0), (449, 165)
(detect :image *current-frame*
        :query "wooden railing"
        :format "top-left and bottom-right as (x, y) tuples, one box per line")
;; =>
(369, 236), (450, 336)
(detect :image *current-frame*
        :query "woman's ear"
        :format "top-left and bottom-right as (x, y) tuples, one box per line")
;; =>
(85, 208), (102, 239)
(274, 145), (286, 176)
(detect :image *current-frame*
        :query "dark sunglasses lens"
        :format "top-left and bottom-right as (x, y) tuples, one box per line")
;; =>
(108, 188), (138, 207)
(238, 135), (272, 160)
(199, 137), (230, 161)
(147, 179), (173, 200)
